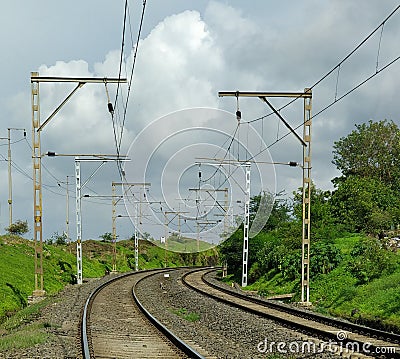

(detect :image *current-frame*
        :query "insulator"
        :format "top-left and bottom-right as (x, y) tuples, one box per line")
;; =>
(289, 161), (298, 167)
(107, 102), (114, 114)
(199, 171), (202, 178)
(236, 110), (241, 120)
(47, 151), (56, 157)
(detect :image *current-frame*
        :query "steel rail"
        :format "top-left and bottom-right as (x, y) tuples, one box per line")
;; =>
(182, 268), (400, 359)
(133, 271), (206, 359)
(81, 267), (206, 359)
(201, 268), (400, 344)
(81, 268), (170, 358)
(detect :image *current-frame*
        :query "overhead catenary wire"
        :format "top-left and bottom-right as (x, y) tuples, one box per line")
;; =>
(243, 4), (400, 125)
(107, 0), (128, 180)
(107, 0), (148, 183)
(211, 52), (400, 197)
(119, 0), (147, 151)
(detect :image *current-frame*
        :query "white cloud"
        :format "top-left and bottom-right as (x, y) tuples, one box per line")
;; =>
(1, 1), (399, 241)
(128, 9), (224, 127)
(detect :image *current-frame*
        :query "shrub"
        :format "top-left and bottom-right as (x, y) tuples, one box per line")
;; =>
(5, 220), (28, 236)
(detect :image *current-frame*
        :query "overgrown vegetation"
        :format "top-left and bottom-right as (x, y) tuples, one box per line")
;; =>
(0, 234), (218, 323)
(218, 119), (400, 331)
(0, 233), (219, 351)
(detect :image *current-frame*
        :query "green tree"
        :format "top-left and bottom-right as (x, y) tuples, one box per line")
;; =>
(310, 240), (342, 277)
(5, 220), (29, 236)
(249, 191), (291, 236)
(100, 232), (113, 242)
(293, 184), (341, 240)
(330, 120), (400, 233)
(330, 176), (400, 233)
(219, 228), (244, 282)
(47, 231), (67, 245)
(332, 119), (400, 189)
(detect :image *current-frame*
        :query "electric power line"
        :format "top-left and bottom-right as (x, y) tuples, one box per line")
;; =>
(243, 4), (400, 125)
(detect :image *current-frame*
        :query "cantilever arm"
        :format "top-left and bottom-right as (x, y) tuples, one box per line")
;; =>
(259, 96), (307, 147)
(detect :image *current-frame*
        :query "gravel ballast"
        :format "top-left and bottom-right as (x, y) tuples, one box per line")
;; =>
(135, 269), (341, 358)
(0, 269), (357, 358)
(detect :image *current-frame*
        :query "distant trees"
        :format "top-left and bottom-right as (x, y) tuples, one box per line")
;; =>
(5, 220), (29, 236)
(100, 232), (114, 242)
(332, 119), (400, 188)
(46, 232), (68, 245)
(331, 119), (400, 233)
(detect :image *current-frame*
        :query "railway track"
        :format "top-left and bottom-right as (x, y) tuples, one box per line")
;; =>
(81, 268), (205, 359)
(182, 267), (400, 358)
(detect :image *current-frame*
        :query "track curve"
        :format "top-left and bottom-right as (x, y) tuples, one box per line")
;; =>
(81, 269), (204, 359)
(182, 267), (400, 359)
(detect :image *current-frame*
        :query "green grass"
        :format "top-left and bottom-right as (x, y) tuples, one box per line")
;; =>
(245, 234), (400, 332)
(0, 235), (219, 323)
(172, 308), (201, 322)
(0, 294), (55, 350)
(0, 323), (50, 350)
(245, 269), (299, 297)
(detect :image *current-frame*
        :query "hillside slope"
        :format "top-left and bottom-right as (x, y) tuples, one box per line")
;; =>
(0, 235), (219, 320)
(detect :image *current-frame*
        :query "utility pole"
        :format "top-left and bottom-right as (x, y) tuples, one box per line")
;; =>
(214, 189), (229, 236)
(112, 182), (150, 271)
(66, 175), (70, 243)
(75, 159), (82, 285)
(163, 209), (189, 262)
(0, 128), (26, 226)
(218, 89), (312, 302)
(30, 73), (126, 296)
(243, 163), (251, 287)
(74, 156), (129, 284)
(194, 157), (250, 286)
(111, 183), (118, 272)
(47, 153), (129, 285)
(164, 211), (168, 267)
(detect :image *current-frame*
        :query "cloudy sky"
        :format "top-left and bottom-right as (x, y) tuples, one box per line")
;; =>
(0, 1), (399, 244)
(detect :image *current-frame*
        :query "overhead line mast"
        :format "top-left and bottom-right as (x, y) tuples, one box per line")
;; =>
(218, 89), (312, 304)
(30, 73), (126, 296)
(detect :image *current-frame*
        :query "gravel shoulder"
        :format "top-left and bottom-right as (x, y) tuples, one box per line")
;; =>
(135, 268), (340, 358)
(0, 275), (113, 359)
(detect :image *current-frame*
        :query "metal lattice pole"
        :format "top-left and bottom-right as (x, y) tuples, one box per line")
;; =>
(301, 88), (312, 304)
(7, 129), (12, 226)
(112, 183), (117, 272)
(242, 163), (251, 287)
(31, 73), (45, 296)
(134, 202), (139, 271)
(66, 176), (70, 243)
(29, 73), (126, 295)
(218, 90), (312, 297)
(111, 182), (150, 271)
(75, 158), (83, 285)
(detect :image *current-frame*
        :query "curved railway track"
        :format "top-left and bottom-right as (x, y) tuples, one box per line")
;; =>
(81, 268), (204, 359)
(182, 267), (400, 358)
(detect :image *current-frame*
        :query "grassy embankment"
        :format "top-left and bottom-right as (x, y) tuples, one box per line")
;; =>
(237, 234), (400, 332)
(0, 234), (219, 351)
